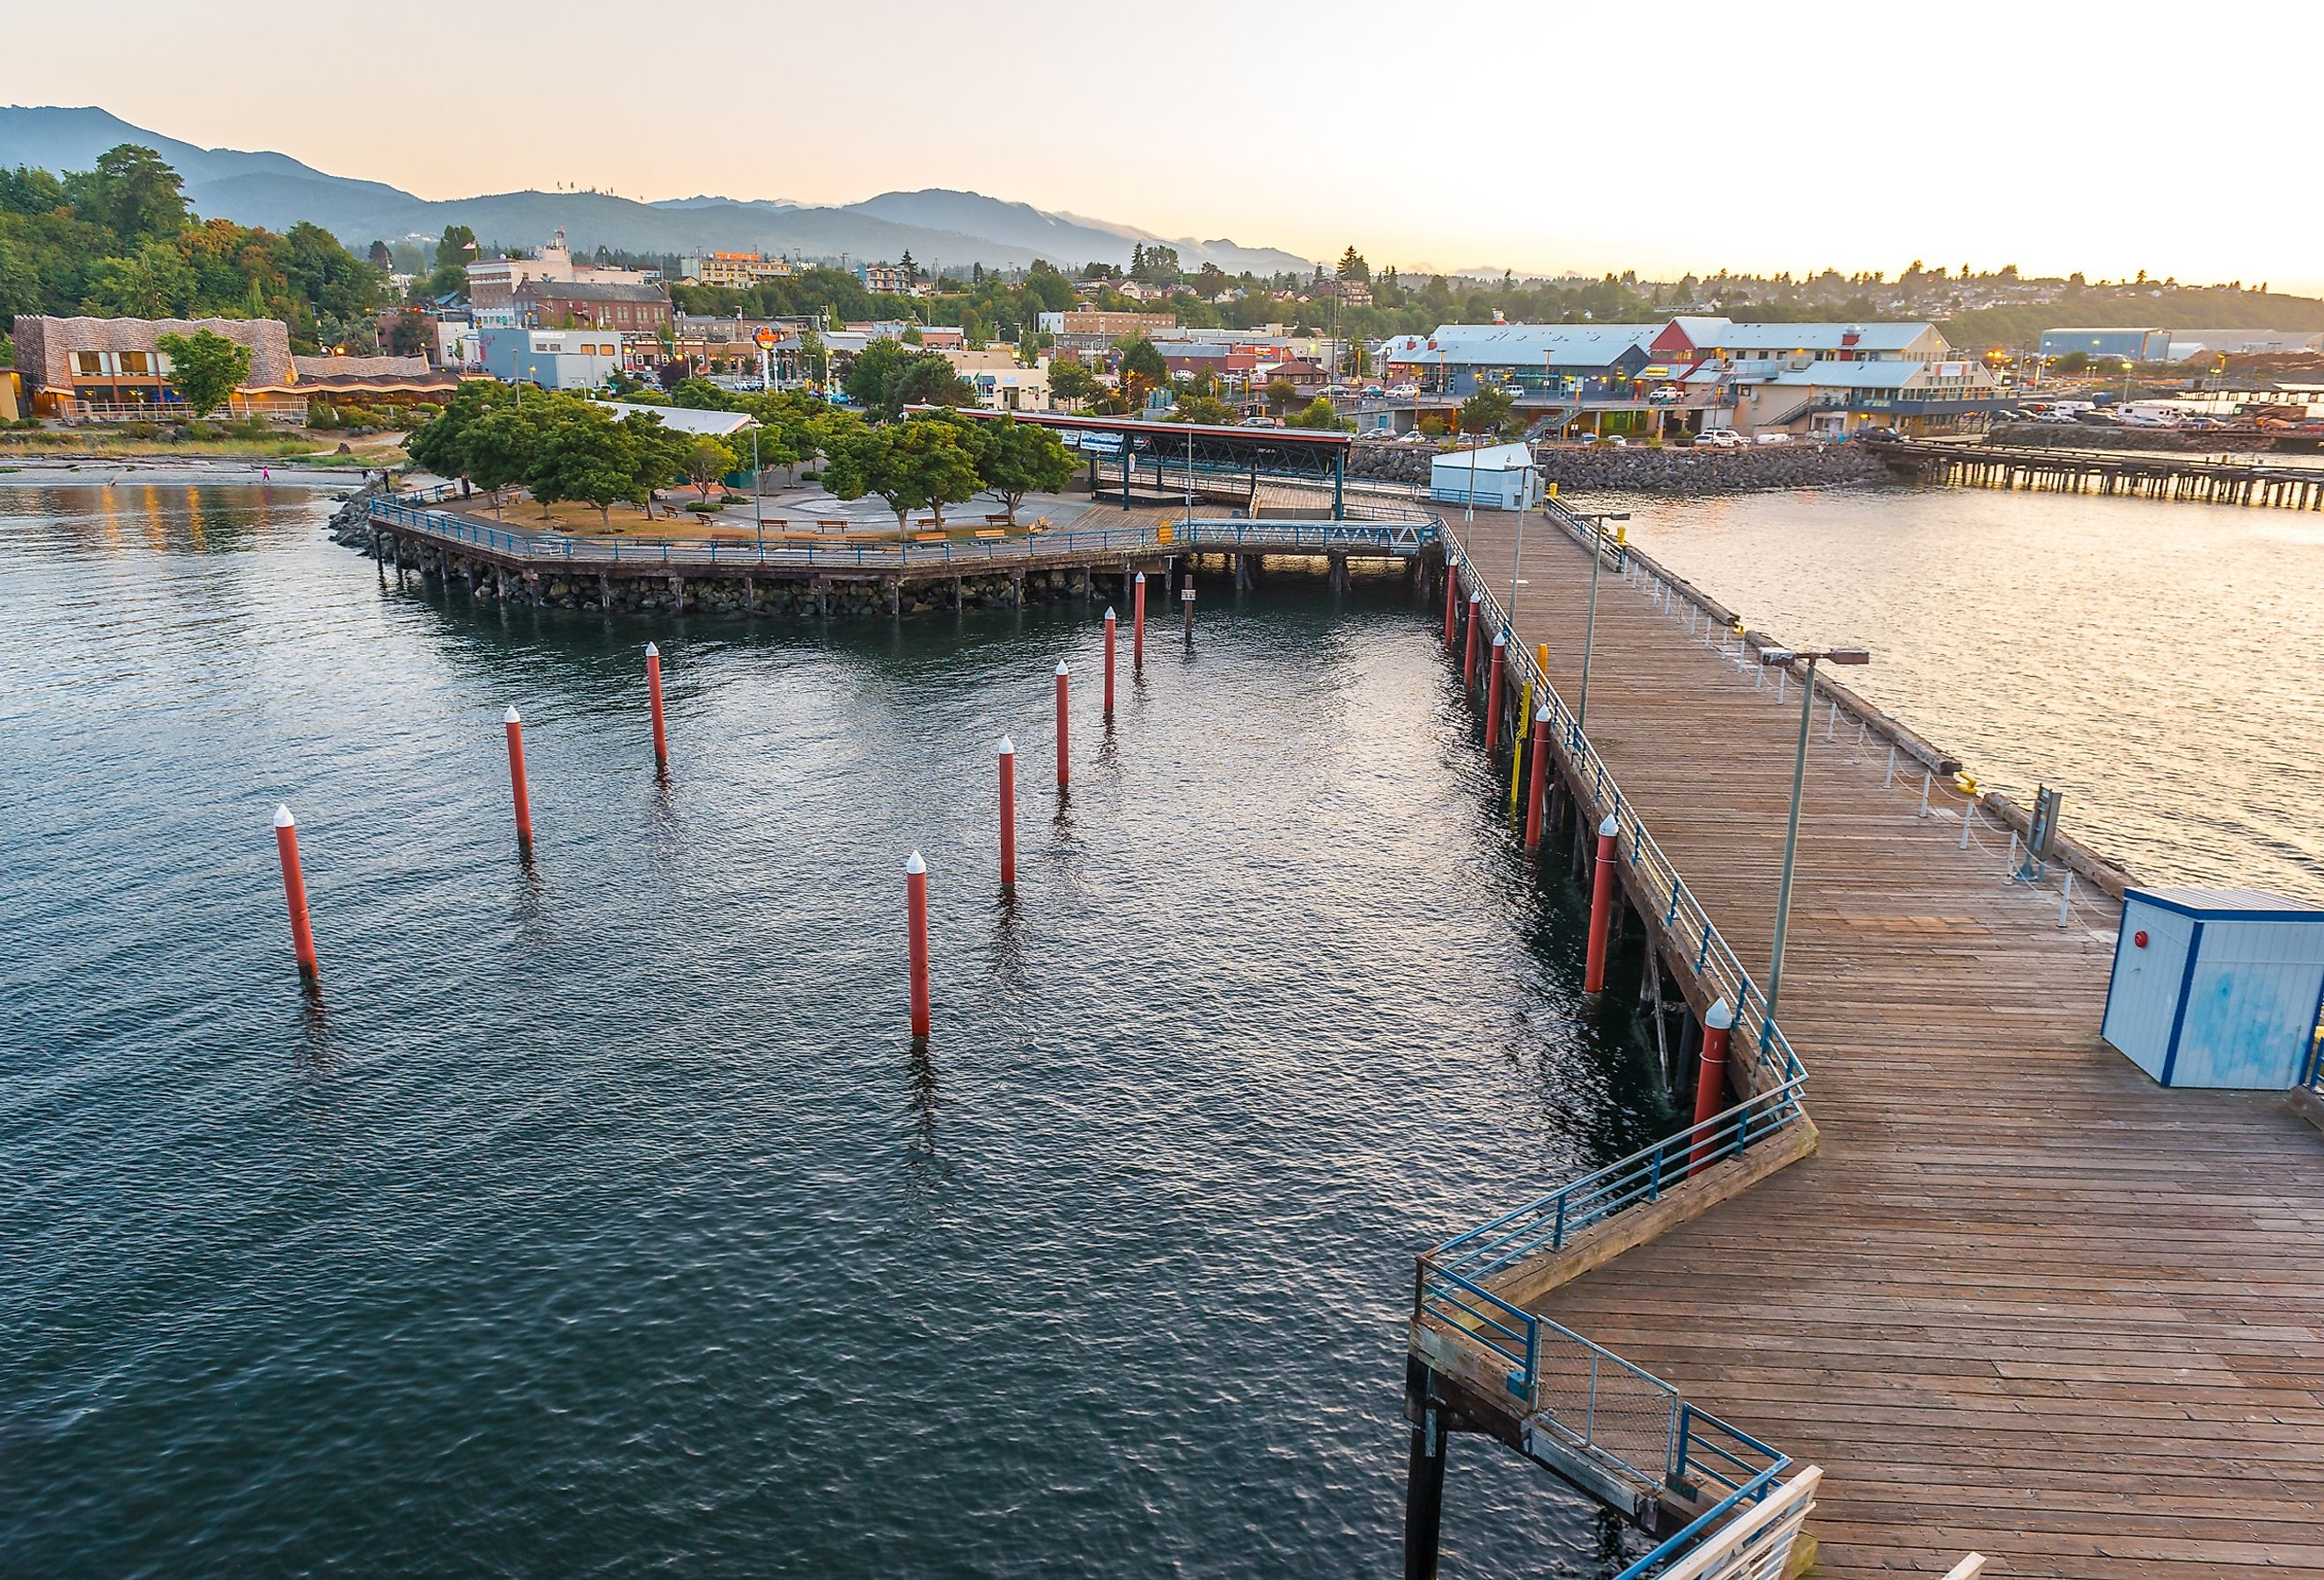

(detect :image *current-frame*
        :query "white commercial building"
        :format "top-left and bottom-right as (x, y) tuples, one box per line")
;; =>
(479, 327), (621, 390)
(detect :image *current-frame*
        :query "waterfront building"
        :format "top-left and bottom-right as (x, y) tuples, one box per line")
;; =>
(466, 231), (657, 321)
(11, 314), (460, 416)
(478, 327), (622, 390)
(1430, 439), (1542, 510)
(678, 252), (796, 290)
(514, 279), (673, 334)
(2038, 326), (2173, 362)
(1686, 355), (2004, 437)
(1652, 317), (1947, 364)
(1379, 323), (1663, 398)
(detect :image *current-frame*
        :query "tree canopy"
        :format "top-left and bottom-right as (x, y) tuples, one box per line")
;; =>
(822, 417), (984, 530)
(0, 144), (388, 349)
(152, 327), (251, 416)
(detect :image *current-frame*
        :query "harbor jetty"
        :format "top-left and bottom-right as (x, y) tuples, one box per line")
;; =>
(1868, 437), (2324, 508)
(1407, 500), (2324, 1578)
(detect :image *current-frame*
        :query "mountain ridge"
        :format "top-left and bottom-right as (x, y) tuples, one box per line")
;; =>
(0, 106), (1314, 276)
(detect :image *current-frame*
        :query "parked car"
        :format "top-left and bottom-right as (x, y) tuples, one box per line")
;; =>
(1859, 425), (1904, 441)
(1239, 415), (1283, 428)
(1695, 428), (1747, 449)
(1755, 432), (1792, 445)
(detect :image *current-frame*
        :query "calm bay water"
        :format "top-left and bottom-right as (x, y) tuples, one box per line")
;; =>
(0, 485), (1667, 1579)
(1586, 481), (2324, 902)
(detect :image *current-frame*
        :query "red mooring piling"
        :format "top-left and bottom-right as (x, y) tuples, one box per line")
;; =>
(273, 804), (319, 980)
(504, 705), (533, 850)
(645, 642), (668, 773)
(906, 850), (930, 1040)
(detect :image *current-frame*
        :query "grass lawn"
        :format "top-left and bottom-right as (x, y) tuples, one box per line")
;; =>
(0, 430), (364, 461)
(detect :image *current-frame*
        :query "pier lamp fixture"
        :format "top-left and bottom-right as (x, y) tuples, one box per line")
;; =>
(1756, 643), (1872, 1035)
(1571, 512), (1630, 738)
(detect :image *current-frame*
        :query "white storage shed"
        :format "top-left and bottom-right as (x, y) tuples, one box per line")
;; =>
(2100, 888), (2324, 1090)
(1430, 442), (1542, 511)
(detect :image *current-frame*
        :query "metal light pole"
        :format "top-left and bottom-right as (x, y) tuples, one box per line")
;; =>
(1572, 513), (1629, 736)
(752, 426), (764, 551)
(1755, 643), (1872, 1033)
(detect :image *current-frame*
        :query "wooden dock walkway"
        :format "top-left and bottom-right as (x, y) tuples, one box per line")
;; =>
(1423, 510), (2324, 1578)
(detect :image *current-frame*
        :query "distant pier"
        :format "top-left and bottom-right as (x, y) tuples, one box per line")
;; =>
(1868, 437), (2324, 508)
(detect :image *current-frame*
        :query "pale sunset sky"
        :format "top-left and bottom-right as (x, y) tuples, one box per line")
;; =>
(18, 0), (2323, 292)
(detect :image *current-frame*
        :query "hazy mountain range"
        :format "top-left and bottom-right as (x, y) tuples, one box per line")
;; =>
(0, 107), (1316, 277)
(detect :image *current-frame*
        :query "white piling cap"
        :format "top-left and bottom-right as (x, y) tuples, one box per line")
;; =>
(1468, 590), (1481, 601)
(504, 704), (521, 724)
(1599, 814), (1619, 838)
(997, 735), (1014, 756)
(1135, 570), (1146, 583)
(274, 804), (295, 829)
(1104, 606), (1116, 621)
(1055, 658), (1070, 677)
(1535, 704), (1553, 722)
(905, 850), (926, 875)
(645, 640), (659, 657)
(1705, 997), (1735, 1031)
(1491, 631), (1506, 647)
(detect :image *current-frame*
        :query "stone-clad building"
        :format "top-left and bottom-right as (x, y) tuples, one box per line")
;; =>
(12, 314), (462, 414)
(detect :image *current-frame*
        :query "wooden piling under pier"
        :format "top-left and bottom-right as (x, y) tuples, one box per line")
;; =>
(1421, 509), (2324, 1579)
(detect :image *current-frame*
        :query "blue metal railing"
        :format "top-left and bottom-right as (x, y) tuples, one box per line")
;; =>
(1609, 1463), (1791, 1580)
(1426, 1080), (1808, 1291)
(1412, 513), (1811, 1545)
(1451, 518), (1804, 1082)
(367, 499), (1438, 569)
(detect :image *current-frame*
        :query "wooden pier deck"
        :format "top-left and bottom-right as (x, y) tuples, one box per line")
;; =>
(1435, 511), (2324, 1578)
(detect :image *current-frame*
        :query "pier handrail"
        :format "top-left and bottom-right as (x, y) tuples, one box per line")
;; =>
(1449, 519), (1804, 1083)
(1425, 1077), (1808, 1284)
(1416, 1265), (1789, 1511)
(366, 499), (1438, 568)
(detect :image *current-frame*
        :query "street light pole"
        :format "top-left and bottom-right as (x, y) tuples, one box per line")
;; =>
(1572, 513), (1627, 736)
(1755, 643), (1871, 1033)
(752, 426), (764, 551)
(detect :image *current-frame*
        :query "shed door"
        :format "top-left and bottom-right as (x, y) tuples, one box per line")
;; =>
(2102, 899), (2195, 1081)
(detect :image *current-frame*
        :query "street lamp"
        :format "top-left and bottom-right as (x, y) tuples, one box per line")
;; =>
(1571, 512), (1629, 735)
(1754, 643), (1872, 1033)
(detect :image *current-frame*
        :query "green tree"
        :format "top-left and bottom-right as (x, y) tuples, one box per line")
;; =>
(153, 327), (251, 416)
(967, 417), (1076, 524)
(1195, 261), (1229, 298)
(824, 417), (983, 532)
(1117, 337), (1169, 405)
(65, 144), (188, 244)
(1335, 246), (1369, 283)
(842, 337), (908, 411)
(682, 434), (740, 503)
(463, 398), (544, 517)
(426, 224), (476, 300)
(404, 378), (508, 487)
(529, 406), (636, 528)
(1262, 376), (1298, 415)
(620, 413), (693, 518)
(1048, 359), (1099, 409)
(1459, 387), (1516, 435)
(1285, 396), (1349, 431)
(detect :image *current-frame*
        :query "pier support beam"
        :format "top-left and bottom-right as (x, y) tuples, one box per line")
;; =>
(1403, 1372), (1449, 1580)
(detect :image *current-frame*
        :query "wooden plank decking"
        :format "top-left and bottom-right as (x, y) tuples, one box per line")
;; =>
(1445, 511), (2324, 1578)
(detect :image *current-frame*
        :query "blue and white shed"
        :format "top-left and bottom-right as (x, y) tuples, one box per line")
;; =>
(2101, 888), (2324, 1090)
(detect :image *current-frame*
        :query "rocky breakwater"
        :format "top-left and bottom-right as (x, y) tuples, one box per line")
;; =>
(1349, 438), (1891, 493)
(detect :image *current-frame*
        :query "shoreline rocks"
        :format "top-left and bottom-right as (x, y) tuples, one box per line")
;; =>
(1348, 439), (1891, 494)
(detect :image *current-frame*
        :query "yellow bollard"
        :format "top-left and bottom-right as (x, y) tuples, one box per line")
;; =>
(1509, 680), (1531, 813)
